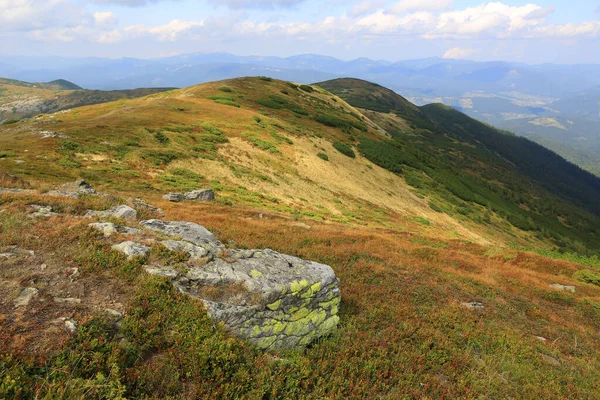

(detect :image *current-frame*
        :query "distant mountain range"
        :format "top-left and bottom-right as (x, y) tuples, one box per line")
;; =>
(2, 52), (600, 173)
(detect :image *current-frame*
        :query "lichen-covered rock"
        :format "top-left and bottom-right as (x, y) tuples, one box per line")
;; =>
(139, 219), (340, 350)
(163, 193), (184, 202)
(86, 205), (137, 220)
(14, 287), (39, 307)
(175, 249), (340, 350)
(112, 241), (149, 259)
(184, 189), (215, 201)
(30, 205), (58, 218)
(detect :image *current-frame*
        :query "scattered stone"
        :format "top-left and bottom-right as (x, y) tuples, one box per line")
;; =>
(160, 240), (209, 259)
(112, 241), (149, 259)
(14, 287), (39, 307)
(15, 160), (25, 164)
(541, 354), (560, 366)
(86, 205), (137, 220)
(39, 130), (69, 139)
(105, 309), (123, 319)
(163, 193), (184, 202)
(172, 248), (340, 350)
(184, 189), (215, 201)
(144, 265), (179, 278)
(88, 222), (140, 237)
(40, 263), (47, 271)
(461, 301), (484, 309)
(259, 213), (263, 219)
(65, 319), (77, 333)
(549, 283), (575, 293)
(30, 204), (58, 218)
(535, 336), (547, 342)
(47, 179), (98, 198)
(54, 297), (81, 304)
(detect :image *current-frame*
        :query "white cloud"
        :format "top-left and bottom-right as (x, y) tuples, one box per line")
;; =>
(214, 0), (305, 9)
(389, 0), (453, 15)
(94, 11), (118, 26)
(443, 47), (475, 59)
(350, 1), (385, 17)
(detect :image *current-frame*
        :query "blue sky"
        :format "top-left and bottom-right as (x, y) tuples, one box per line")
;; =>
(1, 0), (599, 63)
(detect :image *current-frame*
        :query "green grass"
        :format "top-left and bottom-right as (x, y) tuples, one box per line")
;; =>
(317, 152), (329, 161)
(332, 141), (356, 158)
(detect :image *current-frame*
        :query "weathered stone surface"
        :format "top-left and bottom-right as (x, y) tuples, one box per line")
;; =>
(163, 193), (184, 202)
(14, 287), (39, 307)
(549, 283), (575, 293)
(184, 189), (215, 201)
(141, 219), (219, 247)
(144, 265), (179, 278)
(160, 240), (209, 259)
(86, 205), (137, 220)
(112, 241), (149, 259)
(130, 198), (164, 216)
(89, 222), (140, 237)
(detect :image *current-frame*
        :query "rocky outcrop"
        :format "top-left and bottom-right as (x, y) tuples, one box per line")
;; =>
(86, 205), (137, 220)
(140, 219), (340, 350)
(30, 205), (58, 218)
(184, 189), (215, 201)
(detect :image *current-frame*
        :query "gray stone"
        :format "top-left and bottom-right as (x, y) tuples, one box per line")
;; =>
(130, 198), (164, 216)
(54, 297), (81, 304)
(0, 187), (35, 195)
(86, 205), (137, 220)
(163, 193), (184, 202)
(30, 204), (58, 218)
(47, 179), (98, 198)
(65, 319), (77, 333)
(173, 248), (340, 350)
(14, 287), (39, 307)
(541, 354), (560, 366)
(112, 241), (149, 259)
(88, 222), (140, 237)
(184, 189), (215, 201)
(461, 301), (484, 309)
(141, 219), (219, 247)
(549, 283), (575, 293)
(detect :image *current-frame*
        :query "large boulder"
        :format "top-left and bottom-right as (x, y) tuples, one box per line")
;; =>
(141, 219), (340, 350)
(163, 193), (184, 202)
(184, 189), (215, 201)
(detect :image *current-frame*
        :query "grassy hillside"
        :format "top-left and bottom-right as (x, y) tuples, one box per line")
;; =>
(2, 77), (600, 398)
(0, 78), (173, 122)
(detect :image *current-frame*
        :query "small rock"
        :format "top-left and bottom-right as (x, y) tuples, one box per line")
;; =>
(535, 336), (547, 341)
(15, 160), (25, 164)
(541, 354), (560, 366)
(258, 213), (263, 219)
(65, 319), (77, 333)
(160, 240), (209, 259)
(30, 204), (58, 218)
(141, 219), (219, 247)
(40, 263), (47, 270)
(130, 198), (164, 216)
(105, 309), (123, 319)
(39, 130), (69, 139)
(183, 189), (215, 201)
(461, 301), (484, 309)
(163, 193), (184, 202)
(292, 222), (311, 229)
(112, 241), (149, 259)
(89, 222), (140, 237)
(549, 283), (575, 293)
(54, 297), (81, 304)
(14, 287), (39, 307)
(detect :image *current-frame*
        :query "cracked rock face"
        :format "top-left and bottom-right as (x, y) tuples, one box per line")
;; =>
(112, 241), (149, 259)
(184, 189), (214, 201)
(86, 205), (137, 220)
(141, 219), (340, 350)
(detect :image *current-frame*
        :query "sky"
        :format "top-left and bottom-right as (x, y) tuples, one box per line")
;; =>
(1, 0), (599, 63)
